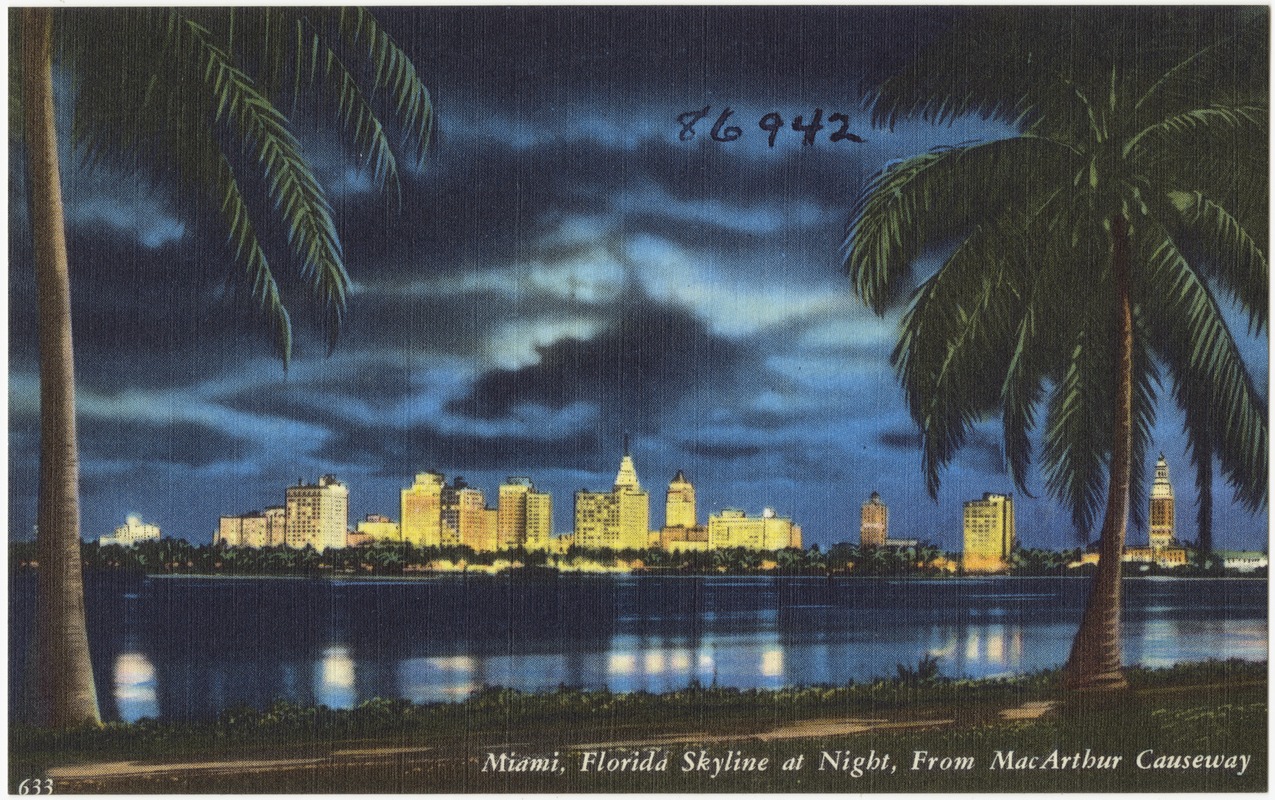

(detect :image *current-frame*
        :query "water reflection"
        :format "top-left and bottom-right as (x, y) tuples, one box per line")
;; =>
(14, 574), (1264, 723)
(315, 645), (356, 709)
(113, 651), (158, 721)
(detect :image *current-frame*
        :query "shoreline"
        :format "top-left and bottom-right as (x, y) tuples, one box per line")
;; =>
(11, 659), (1266, 793)
(114, 571), (1269, 581)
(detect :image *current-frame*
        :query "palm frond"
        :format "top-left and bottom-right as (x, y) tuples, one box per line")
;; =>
(1126, 310), (1161, 535)
(170, 11), (349, 353)
(1175, 377), (1216, 551)
(1041, 335), (1110, 536)
(215, 151), (294, 365)
(844, 135), (1076, 314)
(1127, 103), (1267, 164)
(212, 8), (431, 191)
(1162, 189), (1268, 333)
(1132, 18), (1267, 126)
(892, 219), (1028, 496)
(1000, 195), (1104, 493)
(331, 7), (434, 169)
(1141, 224), (1268, 512)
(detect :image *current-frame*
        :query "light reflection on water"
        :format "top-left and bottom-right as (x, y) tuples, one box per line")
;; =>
(315, 645), (356, 709)
(13, 574), (1262, 722)
(113, 651), (158, 721)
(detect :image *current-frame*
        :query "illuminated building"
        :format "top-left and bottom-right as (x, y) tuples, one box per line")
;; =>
(860, 491), (887, 548)
(658, 469), (709, 550)
(1149, 453), (1176, 550)
(962, 493), (1014, 573)
(216, 506), (285, 548)
(285, 475), (349, 552)
(100, 515), (161, 547)
(442, 477), (495, 551)
(498, 476), (553, 550)
(356, 513), (401, 543)
(707, 507), (802, 551)
(401, 471), (444, 547)
(1122, 546), (1188, 569)
(1219, 551), (1269, 572)
(526, 491), (553, 549)
(574, 448), (650, 550)
(1122, 455), (1188, 567)
(665, 470), (697, 528)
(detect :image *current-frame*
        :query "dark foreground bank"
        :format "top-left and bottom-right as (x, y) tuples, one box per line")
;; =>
(10, 659), (1265, 793)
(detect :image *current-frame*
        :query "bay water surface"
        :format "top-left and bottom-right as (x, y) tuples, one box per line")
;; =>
(9, 573), (1266, 722)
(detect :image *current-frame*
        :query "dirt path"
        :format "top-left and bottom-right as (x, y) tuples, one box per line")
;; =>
(45, 698), (1059, 787)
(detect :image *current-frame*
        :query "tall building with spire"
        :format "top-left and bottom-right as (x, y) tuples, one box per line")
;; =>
(1149, 453), (1176, 549)
(574, 444), (650, 550)
(860, 491), (888, 548)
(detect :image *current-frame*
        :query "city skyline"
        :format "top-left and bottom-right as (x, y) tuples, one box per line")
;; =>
(9, 7), (1267, 554)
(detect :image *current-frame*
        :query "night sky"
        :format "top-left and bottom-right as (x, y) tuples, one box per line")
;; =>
(8, 7), (1268, 552)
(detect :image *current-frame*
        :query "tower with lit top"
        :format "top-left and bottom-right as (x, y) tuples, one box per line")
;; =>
(1149, 453), (1176, 550)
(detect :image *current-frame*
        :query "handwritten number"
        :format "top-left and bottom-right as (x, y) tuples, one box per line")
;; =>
(791, 108), (824, 146)
(676, 106), (711, 141)
(709, 108), (742, 142)
(758, 113), (783, 147)
(828, 112), (865, 143)
(681, 107), (863, 146)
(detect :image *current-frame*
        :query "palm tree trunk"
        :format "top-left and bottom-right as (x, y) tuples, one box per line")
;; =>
(1061, 213), (1133, 692)
(23, 6), (103, 728)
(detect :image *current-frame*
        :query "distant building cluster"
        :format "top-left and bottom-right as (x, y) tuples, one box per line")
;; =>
(212, 445), (802, 554)
(853, 454), (1233, 575)
(98, 515), (161, 547)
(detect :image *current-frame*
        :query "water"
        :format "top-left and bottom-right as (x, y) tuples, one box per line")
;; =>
(8, 573), (1266, 723)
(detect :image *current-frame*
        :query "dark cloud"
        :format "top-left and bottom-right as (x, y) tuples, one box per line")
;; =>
(447, 290), (746, 433)
(878, 428), (922, 450)
(80, 419), (246, 470)
(681, 442), (763, 461)
(315, 422), (602, 478)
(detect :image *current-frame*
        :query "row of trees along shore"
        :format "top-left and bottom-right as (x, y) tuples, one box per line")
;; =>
(15, 6), (1267, 730)
(10, 540), (1252, 579)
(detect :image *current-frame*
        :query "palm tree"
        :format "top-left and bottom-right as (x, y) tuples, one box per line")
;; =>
(15, 7), (433, 727)
(843, 8), (1266, 691)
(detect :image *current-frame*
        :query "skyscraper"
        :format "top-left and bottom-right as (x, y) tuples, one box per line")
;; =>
(574, 446), (650, 550)
(962, 493), (1015, 573)
(860, 491), (888, 548)
(665, 470), (696, 529)
(401, 472), (444, 547)
(285, 475), (349, 552)
(498, 476), (553, 550)
(441, 477), (493, 551)
(217, 506), (285, 548)
(1149, 453), (1176, 550)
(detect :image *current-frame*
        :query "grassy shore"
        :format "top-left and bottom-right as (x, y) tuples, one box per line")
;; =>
(10, 659), (1265, 793)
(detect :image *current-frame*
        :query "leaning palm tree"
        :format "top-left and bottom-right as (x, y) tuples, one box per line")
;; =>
(14, 7), (433, 728)
(843, 7), (1267, 690)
